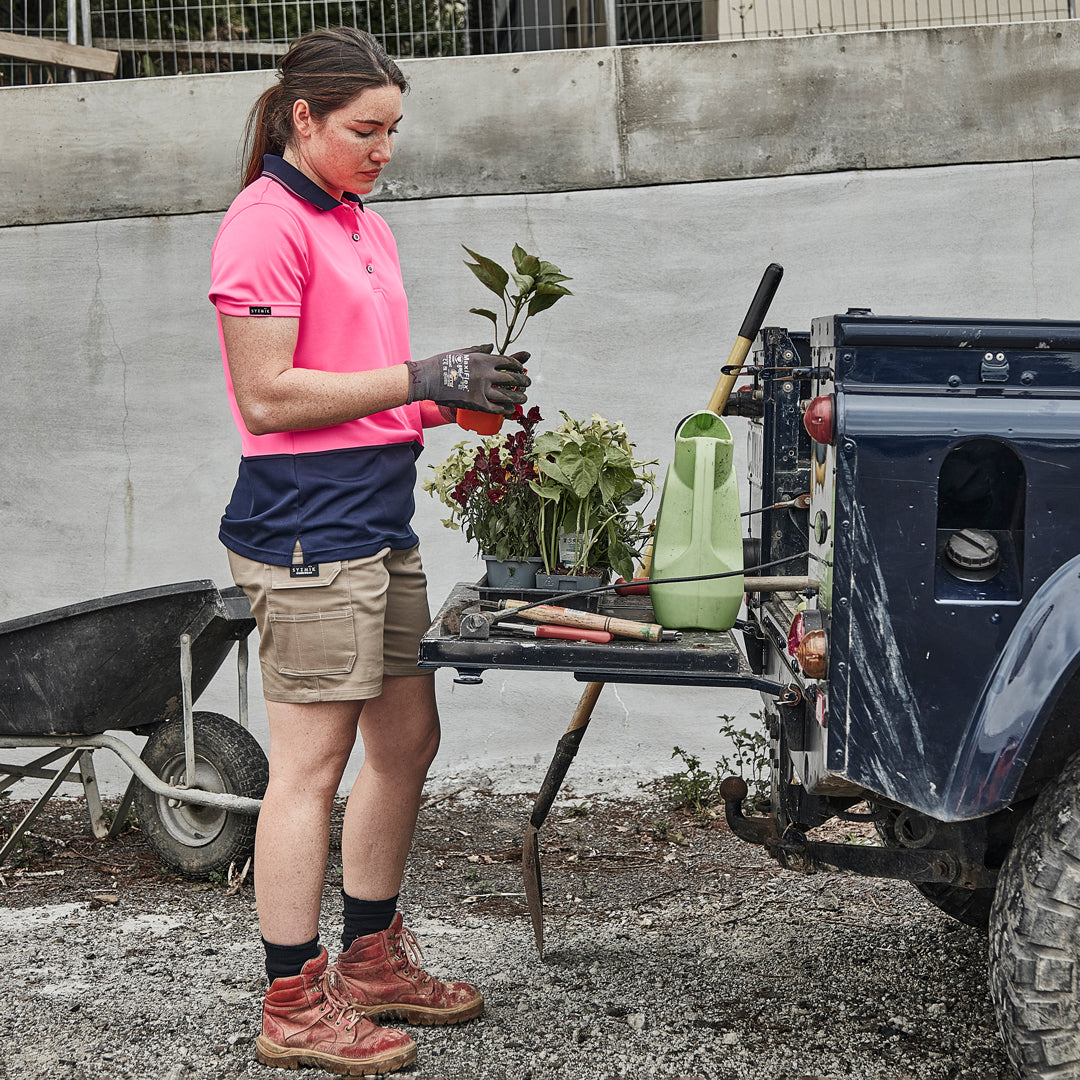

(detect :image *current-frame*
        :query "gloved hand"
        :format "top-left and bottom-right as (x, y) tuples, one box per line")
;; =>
(406, 347), (531, 415)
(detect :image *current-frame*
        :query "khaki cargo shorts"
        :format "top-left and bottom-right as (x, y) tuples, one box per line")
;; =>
(227, 544), (432, 704)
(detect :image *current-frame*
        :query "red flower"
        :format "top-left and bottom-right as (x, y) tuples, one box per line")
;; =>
(488, 488), (505, 504)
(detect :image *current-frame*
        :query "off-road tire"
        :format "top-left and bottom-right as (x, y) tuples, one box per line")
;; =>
(989, 749), (1080, 1078)
(134, 711), (267, 878)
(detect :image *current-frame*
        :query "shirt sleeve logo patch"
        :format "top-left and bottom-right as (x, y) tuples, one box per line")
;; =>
(249, 305), (272, 316)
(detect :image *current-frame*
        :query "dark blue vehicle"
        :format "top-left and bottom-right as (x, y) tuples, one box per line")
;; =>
(730, 313), (1080, 1080)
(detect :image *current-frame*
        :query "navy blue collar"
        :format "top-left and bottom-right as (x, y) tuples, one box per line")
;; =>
(261, 154), (364, 211)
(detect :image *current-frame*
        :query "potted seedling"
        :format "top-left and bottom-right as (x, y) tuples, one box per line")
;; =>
(458, 243), (572, 436)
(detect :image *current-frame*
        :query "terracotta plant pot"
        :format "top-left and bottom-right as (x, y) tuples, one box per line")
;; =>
(457, 409), (504, 436)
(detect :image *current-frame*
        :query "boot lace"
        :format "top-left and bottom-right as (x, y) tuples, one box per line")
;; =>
(318, 967), (370, 1032)
(389, 924), (435, 988)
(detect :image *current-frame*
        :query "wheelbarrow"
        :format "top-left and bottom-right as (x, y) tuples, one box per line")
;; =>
(0, 580), (267, 878)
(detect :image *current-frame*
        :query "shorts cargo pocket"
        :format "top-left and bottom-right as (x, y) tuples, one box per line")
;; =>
(267, 562), (357, 677)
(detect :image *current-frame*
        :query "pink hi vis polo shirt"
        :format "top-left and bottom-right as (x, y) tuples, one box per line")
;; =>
(210, 156), (423, 566)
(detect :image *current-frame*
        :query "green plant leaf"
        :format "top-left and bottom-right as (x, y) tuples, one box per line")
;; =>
(536, 282), (573, 297)
(556, 442), (604, 498)
(537, 261), (572, 283)
(469, 307), (499, 329)
(527, 291), (562, 317)
(512, 244), (542, 278)
(462, 246), (509, 298)
(534, 456), (572, 488)
(509, 272), (535, 297)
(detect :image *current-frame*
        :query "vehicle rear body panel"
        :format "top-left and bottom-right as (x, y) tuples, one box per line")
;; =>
(804, 315), (1080, 818)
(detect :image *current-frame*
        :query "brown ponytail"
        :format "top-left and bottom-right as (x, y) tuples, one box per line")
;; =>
(239, 27), (408, 190)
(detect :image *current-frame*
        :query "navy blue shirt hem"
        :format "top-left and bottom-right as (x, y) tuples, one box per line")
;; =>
(221, 530), (421, 567)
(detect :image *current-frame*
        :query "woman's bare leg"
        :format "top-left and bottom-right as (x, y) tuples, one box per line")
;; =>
(341, 674), (440, 900)
(255, 699), (362, 945)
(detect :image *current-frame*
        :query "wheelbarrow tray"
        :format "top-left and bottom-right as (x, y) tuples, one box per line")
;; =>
(0, 580), (255, 737)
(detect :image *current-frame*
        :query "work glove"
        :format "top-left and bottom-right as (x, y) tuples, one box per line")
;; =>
(405, 346), (531, 415)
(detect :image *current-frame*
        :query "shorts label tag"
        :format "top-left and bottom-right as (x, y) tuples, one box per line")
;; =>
(290, 562), (320, 578)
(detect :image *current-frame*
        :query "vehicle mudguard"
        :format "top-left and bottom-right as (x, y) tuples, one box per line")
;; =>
(941, 553), (1080, 820)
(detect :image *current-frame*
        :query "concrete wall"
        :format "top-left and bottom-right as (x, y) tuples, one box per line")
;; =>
(3, 25), (1079, 795)
(4, 20), (1079, 226)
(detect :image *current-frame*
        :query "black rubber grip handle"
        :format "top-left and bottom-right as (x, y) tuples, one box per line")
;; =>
(737, 263), (784, 341)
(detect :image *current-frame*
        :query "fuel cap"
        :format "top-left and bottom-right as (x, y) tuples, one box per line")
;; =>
(944, 528), (1000, 580)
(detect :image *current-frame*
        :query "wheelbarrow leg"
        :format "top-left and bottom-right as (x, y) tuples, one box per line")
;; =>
(0, 748), (82, 868)
(79, 751), (110, 840)
(523, 681), (604, 956)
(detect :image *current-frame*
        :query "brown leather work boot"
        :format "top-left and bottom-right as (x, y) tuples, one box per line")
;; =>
(333, 914), (484, 1026)
(256, 947), (418, 1075)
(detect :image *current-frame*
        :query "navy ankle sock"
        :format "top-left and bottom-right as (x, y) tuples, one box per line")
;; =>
(262, 935), (321, 984)
(341, 891), (398, 950)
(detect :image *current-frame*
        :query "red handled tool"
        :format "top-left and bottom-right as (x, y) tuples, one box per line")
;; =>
(497, 621), (613, 644)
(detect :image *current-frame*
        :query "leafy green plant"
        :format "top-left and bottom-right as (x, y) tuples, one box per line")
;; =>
(464, 867), (497, 894)
(666, 714), (770, 817)
(666, 748), (725, 817)
(530, 412), (655, 579)
(719, 712), (770, 803)
(462, 243), (572, 354)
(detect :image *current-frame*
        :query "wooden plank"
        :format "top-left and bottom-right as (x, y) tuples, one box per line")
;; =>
(0, 31), (118, 76)
(96, 37), (288, 58)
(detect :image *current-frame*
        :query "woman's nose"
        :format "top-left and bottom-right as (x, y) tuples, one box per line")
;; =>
(371, 134), (393, 162)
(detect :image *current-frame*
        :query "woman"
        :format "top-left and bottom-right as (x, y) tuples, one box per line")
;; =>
(208, 27), (529, 1077)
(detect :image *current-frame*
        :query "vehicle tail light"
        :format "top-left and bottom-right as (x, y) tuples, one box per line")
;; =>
(796, 631), (829, 679)
(787, 611), (807, 657)
(803, 394), (836, 445)
(787, 609), (829, 680)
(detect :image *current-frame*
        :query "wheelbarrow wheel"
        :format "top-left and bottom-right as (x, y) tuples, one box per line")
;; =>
(134, 711), (267, 878)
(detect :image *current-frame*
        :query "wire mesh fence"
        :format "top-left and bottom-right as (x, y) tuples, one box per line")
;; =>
(0, 0), (1073, 86)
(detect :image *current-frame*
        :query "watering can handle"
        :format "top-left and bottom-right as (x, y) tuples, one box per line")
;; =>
(707, 262), (784, 415)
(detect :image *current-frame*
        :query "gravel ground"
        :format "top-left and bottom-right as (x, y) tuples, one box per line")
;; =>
(0, 782), (1013, 1080)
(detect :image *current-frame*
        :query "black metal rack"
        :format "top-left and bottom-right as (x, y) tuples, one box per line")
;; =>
(419, 582), (781, 692)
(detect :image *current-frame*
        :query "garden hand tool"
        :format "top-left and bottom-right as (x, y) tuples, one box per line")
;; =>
(497, 599), (679, 642)
(496, 622), (613, 643)
(523, 679), (604, 955)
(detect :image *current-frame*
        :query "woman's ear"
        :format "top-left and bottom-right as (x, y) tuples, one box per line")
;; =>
(291, 99), (313, 138)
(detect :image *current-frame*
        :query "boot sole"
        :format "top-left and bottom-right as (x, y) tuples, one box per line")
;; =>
(255, 1035), (417, 1076)
(362, 996), (485, 1026)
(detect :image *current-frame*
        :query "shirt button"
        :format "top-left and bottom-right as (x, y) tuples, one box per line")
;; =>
(352, 233), (360, 241)
(366, 265), (374, 273)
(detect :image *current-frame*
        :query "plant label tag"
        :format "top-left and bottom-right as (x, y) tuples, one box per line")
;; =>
(558, 529), (592, 565)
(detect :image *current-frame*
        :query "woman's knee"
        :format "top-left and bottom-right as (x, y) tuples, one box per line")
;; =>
(360, 715), (440, 781)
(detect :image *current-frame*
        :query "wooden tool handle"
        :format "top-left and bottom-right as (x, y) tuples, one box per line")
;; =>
(707, 263), (784, 416)
(499, 599), (665, 642)
(569, 681), (604, 732)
